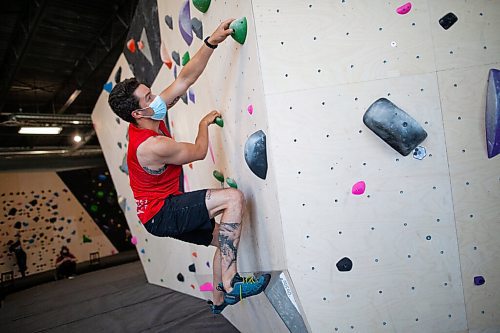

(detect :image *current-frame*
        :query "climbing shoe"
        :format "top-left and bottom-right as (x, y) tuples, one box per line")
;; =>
(220, 273), (271, 305)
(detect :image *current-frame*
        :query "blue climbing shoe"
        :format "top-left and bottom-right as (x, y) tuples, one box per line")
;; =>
(222, 273), (271, 305)
(207, 300), (230, 314)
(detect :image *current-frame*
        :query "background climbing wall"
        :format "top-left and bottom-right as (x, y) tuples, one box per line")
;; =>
(92, 0), (500, 332)
(0, 172), (117, 278)
(252, 0), (500, 333)
(92, 1), (287, 331)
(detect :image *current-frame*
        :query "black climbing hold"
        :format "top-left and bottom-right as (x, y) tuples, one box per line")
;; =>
(8, 208), (17, 216)
(244, 130), (268, 180)
(188, 263), (196, 272)
(177, 273), (185, 282)
(165, 15), (173, 30)
(172, 51), (180, 66)
(439, 12), (458, 30)
(117, 142), (122, 149)
(114, 67), (122, 83)
(474, 276), (485, 286)
(181, 93), (188, 104)
(336, 257), (353, 272)
(14, 221), (22, 229)
(115, 117), (121, 125)
(29, 199), (37, 206)
(363, 98), (428, 156)
(191, 18), (203, 40)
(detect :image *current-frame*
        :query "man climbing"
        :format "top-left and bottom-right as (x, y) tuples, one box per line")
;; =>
(108, 19), (270, 314)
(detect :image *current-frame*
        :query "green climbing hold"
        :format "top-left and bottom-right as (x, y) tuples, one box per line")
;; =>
(182, 51), (190, 66)
(229, 17), (247, 45)
(213, 170), (224, 183)
(97, 190), (104, 198)
(214, 116), (224, 127)
(83, 235), (92, 243)
(90, 204), (98, 213)
(226, 177), (238, 189)
(192, 0), (211, 13)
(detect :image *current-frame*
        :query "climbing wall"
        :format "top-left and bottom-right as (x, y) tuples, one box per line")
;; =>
(91, 0), (500, 332)
(92, 1), (288, 330)
(0, 172), (117, 278)
(252, 0), (500, 332)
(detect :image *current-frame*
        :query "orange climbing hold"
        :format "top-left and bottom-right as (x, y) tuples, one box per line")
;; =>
(127, 39), (136, 53)
(192, 251), (198, 257)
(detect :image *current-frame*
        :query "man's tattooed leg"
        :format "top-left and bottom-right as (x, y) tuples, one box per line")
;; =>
(206, 189), (212, 200)
(219, 222), (241, 291)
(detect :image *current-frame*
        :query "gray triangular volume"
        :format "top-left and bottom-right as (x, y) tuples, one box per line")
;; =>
(244, 130), (268, 179)
(265, 271), (308, 333)
(139, 28), (154, 66)
(191, 18), (203, 39)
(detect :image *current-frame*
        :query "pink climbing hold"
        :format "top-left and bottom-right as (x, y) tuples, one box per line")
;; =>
(352, 181), (366, 195)
(396, 2), (412, 15)
(131, 236), (138, 245)
(208, 140), (215, 164)
(200, 282), (214, 292)
(247, 104), (254, 115)
(183, 174), (191, 192)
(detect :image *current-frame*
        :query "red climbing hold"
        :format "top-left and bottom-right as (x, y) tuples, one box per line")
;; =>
(127, 39), (136, 53)
(137, 40), (145, 50)
(192, 251), (197, 257)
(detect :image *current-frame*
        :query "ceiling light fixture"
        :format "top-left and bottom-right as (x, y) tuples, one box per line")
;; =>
(19, 127), (63, 135)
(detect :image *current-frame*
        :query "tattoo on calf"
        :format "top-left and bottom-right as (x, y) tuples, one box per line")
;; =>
(205, 189), (211, 200)
(219, 223), (240, 272)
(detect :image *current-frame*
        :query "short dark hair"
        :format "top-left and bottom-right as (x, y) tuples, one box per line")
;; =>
(108, 78), (140, 124)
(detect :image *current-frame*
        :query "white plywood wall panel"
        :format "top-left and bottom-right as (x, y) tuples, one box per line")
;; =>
(253, 0), (437, 95)
(264, 72), (468, 332)
(154, 0), (286, 277)
(428, 0), (500, 71)
(438, 63), (500, 332)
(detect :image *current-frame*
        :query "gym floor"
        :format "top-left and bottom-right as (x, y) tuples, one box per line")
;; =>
(0, 261), (238, 333)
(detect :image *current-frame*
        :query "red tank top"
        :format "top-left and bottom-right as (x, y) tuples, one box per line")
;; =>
(127, 121), (182, 224)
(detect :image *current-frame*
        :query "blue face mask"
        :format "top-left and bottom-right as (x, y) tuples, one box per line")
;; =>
(139, 95), (167, 121)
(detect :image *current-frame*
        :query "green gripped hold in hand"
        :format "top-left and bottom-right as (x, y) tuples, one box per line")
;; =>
(226, 177), (238, 189)
(229, 17), (247, 45)
(214, 117), (224, 127)
(213, 170), (224, 183)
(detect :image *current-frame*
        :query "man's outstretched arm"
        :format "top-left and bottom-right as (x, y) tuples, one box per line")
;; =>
(160, 18), (234, 108)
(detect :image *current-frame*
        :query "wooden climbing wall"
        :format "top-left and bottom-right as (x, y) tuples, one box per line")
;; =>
(253, 0), (500, 332)
(92, 0), (500, 332)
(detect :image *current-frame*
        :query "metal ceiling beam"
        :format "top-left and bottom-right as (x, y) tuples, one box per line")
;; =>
(50, 0), (138, 114)
(0, 0), (48, 113)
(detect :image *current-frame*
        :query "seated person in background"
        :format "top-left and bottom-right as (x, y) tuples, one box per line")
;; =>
(55, 246), (77, 279)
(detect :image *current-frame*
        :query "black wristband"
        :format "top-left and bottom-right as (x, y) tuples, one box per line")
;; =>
(204, 36), (218, 49)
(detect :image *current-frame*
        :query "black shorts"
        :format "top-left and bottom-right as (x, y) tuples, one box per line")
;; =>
(143, 189), (215, 246)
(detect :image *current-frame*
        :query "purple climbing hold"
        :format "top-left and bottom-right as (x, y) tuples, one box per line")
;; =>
(179, 0), (193, 46)
(474, 276), (485, 286)
(188, 89), (195, 103)
(486, 68), (500, 158)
